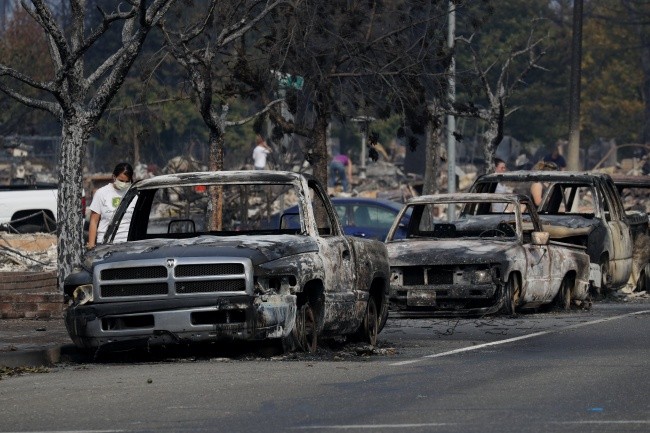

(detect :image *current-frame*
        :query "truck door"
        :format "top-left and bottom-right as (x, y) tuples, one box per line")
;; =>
(307, 182), (358, 333)
(521, 203), (553, 303)
(600, 179), (633, 286)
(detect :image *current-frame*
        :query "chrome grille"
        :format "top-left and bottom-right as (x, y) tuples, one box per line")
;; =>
(176, 279), (246, 293)
(175, 263), (244, 277)
(95, 257), (252, 300)
(101, 283), (168, 298)
(101, 266), (167, 280)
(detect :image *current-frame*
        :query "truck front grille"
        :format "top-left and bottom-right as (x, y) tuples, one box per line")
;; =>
(101, 283), (168, 298)
(95, 257), (252, 301)
(175, 263), (244, 277)
(403, 266), (453, 285)
(176, 279), (246, 293)
(101, 266), (167, 280)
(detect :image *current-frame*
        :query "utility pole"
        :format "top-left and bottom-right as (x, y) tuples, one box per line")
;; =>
(567, 0), (583, 170)
(351, 116), (374, 180)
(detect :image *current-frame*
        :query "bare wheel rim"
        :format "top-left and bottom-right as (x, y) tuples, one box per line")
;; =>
(366, 298), (379, 346)
(504, 276), (519, 315)
(600, 259), (609, 293)
(298, 304), (317, 353)
(560, 277), (571, 310)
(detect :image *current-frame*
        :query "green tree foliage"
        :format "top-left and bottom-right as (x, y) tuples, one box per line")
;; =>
(0, 4), (58, 135)
(581, 0), (648, 146)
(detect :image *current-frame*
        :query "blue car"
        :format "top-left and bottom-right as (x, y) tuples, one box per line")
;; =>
(276, 197), (410, 241)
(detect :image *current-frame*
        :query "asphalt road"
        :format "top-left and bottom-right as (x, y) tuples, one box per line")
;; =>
(1, 300), (648, 433)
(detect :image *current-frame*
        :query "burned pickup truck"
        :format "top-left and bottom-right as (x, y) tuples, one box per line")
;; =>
(385, 193), (591, 315)
(471, 171), (644, 293)
(63, 171), (390, 351)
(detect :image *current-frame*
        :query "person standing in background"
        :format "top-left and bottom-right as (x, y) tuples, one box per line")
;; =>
(328, 153), (353, 192)
(252, 134), (273, 170)
(543, 141), (567, 170)
(87, 162), (134, 248)
(530, 160), (559, 206)
(492, 158), (510, 212)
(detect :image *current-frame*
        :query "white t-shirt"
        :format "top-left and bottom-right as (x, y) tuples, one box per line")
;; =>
(252, 144), (270, 169)
(89, 184), (134, 244)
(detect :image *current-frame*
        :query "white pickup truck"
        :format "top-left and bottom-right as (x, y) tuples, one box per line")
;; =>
(0, 184), (58, 233)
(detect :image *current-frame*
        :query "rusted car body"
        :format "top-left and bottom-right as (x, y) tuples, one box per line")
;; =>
(63, 171), (390, 351)
(611, 174), (650, 292)
(385, 193), (591, 315)
(471, 171), (637, 291)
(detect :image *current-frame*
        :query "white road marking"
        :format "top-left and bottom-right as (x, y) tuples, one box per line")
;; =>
(293, 420), (650, 430)
(553, 420), (650, 425)
(293, 423), (455, 430)
(0, 431), (125, 433)
(390, 309), (650, 366)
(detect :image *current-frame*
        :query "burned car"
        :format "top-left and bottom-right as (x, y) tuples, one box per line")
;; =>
(611, 174), (650, 292)
(63, 171), (390, 351)
(471, 171), (641, 292)
(385, 193), (591, 315)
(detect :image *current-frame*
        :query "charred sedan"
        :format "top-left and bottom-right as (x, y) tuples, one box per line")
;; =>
(63, 171), (390, 351)
(385, 193), (591, 315)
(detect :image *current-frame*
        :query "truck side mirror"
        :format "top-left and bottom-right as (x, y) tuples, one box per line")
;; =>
(531, 231), (550, 245)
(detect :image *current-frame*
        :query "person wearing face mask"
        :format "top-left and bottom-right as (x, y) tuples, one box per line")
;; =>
(87, 162), (134, 248)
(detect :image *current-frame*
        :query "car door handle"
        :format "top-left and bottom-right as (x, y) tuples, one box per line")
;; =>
(352, 232), (366, 238)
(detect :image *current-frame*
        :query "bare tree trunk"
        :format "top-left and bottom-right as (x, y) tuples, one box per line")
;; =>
(133, 123), (141, 166)
(482, 105), (504, 175)
(207, 129), (224, 231)
(639, 20), (650, 144)
(57, 121), (88, 289)
(311, 114), (329, 189)
(423, 103), (443, 195)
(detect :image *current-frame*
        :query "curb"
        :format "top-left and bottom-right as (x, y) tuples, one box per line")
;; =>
(0, 344), (78, 368)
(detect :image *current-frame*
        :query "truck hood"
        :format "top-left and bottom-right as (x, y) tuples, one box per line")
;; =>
(87, 235), (318, 267)
(387, 239), (515, 267)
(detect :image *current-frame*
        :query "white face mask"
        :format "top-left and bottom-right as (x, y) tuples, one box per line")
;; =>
(113, 179), (132, 191)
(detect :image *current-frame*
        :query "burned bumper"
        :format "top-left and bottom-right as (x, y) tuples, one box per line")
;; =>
(65, 294), (297, 349)
(389, 283), (503, 316)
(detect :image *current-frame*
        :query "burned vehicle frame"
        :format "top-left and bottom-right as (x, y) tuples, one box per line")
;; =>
(611, 174), (650, 292)
(471, 171), (639, 292)
(385, 193), (591, 316)
(63, 171), (390, 352)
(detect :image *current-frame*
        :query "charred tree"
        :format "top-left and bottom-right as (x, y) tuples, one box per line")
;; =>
(0, 0), (176, 287)
(159, 0), (284, 229)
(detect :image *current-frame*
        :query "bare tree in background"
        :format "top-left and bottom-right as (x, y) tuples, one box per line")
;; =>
(622, 0), (650, 144)
(159, 0), (285, 229)
(238, 0), (454, 189)
(0, 0), (176, 287)
(454, 24), (547, 173)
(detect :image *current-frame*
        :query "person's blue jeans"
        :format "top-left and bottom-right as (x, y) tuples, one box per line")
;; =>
(328, 161), (348, 191)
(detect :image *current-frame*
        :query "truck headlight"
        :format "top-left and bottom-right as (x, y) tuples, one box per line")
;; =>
(472, 270), (492, 285)
(73, 284), (94, 305)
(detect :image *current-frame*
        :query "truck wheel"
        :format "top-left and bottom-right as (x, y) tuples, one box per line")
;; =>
(599, 259), (609, 295)
(554, 276), (572, 311)
(354, 297), (379, 346)
(283, 303), (317, 353)
(637, 264), (650, 293)
(500, 275), (519, 316)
